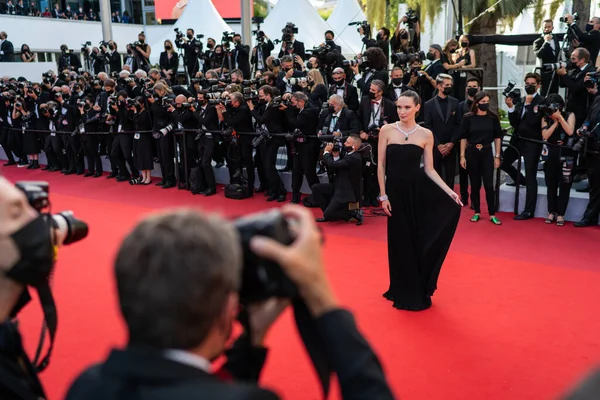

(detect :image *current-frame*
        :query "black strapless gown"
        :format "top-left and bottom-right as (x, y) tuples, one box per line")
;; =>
(383, 144), (461, 311)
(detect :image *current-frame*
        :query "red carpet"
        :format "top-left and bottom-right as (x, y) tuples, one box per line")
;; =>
(3, 166), (600, 400)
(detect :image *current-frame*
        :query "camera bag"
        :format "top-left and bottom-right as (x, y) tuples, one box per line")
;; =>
(224, 183), (253, 199)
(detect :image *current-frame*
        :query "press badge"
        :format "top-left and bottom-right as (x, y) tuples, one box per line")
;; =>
(366, 161), (371, 167)
(134, 133), (140, 139)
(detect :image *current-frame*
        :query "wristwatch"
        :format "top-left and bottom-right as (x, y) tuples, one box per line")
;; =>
(377, 195), (388, 201)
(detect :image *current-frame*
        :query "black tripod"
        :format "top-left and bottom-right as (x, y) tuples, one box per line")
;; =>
(546, 26), (579, 96)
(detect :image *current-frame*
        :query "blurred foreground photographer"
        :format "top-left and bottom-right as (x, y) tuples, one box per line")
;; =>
(66, 205), (394, 399)
(0, 177), (88, 400)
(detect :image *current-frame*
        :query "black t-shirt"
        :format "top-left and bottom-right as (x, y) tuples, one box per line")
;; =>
(460, 113), (502, 144)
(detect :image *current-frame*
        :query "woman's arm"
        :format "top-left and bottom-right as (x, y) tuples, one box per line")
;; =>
(467, 49), (476, 68)
(460, 138), (467, 169)
(542, 117), (558, 141)
(423, 129), (459, 198)
(559, 112), (576, 136)
(377, 126), (391, 216)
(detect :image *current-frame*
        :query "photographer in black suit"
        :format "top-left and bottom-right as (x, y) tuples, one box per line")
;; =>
(251, 32), (275, 73)
(176, 29), (202, 80)
(233, 34), (251, 79)
(65, 205), (394, 400)
(277, 33), (306, 63)
(282, 91), (320, 204)
(349, 47), (389, 93)
(318, 94), (360, 138)
(329, 67), (359, 111)
(248, 85), (287, 202)
(0, 31), (14, 62)
(105, 41), (122, 75)
(58, 44), (82, 72)
(534, 20), (561, 96)
(423, 73), (461, 189)
(503, 72), (547, 220)
(556, 47), (596, 129)
(276, 55), (306, 94)
(312, 135), (364, 225)
(194, 91), (220, 196)
(564, 14), (600, 67)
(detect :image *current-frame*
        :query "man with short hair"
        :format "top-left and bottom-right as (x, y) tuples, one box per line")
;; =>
(534, 19), (561, 96)
(385, 67), (413, 101)
(0, 32), (14, 62)
(329, 67), (359, 111)
(556, 47), (596, 129)
(318, 94), (360, 138)
(564, 14), (600, 67)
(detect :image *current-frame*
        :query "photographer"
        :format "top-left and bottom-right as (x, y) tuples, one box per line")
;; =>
(572, 93), (600, 227)
(350, 47), (389, 93)
(252, 31), (275, 73)
(282, 91), (320, 204)
(233, 34), (251, 79)
(358, 80), (398, 206)
(111, 91), (139, 182)
(248, 85), (287, 202)
(391, 14), (421, 55)
(133, 32), (151, 73)
(503, 72), (546, 220)
(215, 92), (255, 192)
(130, 96), (154, 185)
(149, 83), (177, 189)
(329, 67), (359, 111)
(385, 67), (414, 102)
(534, 19), (561, 96)
(564, 14), (600, 67)
(58, 44), (82, 72)
(176, 28), (203, 80)
(193, 91), (219, 195)
(89, 47), (107, 75)
(104, 41), (122, 75)
(65, 205), (394, 400)
(361, 26), (390, 63)
(556, 47), (595, 129)
(318, 94), (360, 138)
(55, 87), (84, 175)
(277, 29), (306, 64)
(159, 40), (179, 85)
(541, 94), (576, 227)
(312, 135), (364, 225)
(169, 94), (198, 180)
(276, 55), (307, 94)
(77, 96), (104, 177)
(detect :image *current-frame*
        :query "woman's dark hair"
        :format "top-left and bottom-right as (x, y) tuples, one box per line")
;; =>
(20, 44), (30, 53)
(467, 91), (498, 118)
(363, 47), (387, 71)
(398, 90), (421, 106)
(546, 93), (565, 109)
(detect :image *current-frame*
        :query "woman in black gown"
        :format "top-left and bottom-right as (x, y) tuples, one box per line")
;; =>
(377, 90), (462, 311)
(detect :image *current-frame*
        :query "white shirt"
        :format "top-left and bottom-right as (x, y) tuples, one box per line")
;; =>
(369, 99), (382, 127)
(329, 110), (341, 132)
(164, 349), (212, 373)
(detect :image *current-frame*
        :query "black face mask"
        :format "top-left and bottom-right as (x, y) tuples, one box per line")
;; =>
(306, 62), (313, 70)
(461, 42), (469, 48)
(586, 23), (594, 32)
(344, 146), (354, 153)
(165, 46), (172, 50)
(187, 34), (193, 39)
(525, 84), (537, 95)
(477, 103), (489, 112)
(467, 87), (478, 97)
(426, 52), (435, 61)
(368, 91), (377, 99)
(208, 43), (214, 49)
(109, 45), (115, 51)
(62, 93), (70, 100)
(376, 33), (383, 41)
(400, 33), (409, 40)
(328, 105), (335, 114)
(391, 77), (403, 86)
(442, 87), (453, 96)
(258, 98), (267, 105)
(334, 79), (344, 86)
(5, 216), (54, 292)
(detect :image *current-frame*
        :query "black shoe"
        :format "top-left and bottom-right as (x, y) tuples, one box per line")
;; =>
(75, 171), (84, 175)
(255, 185), (265, 193)
(116, 176), (130, 182)
(17, 159), (29, 167)
(3, 160), (16, 166)
(277, 194), (286, 202)
(576, 185), (591, 193)
(61, 168), (69, 174)
(316, 217), (327, 222)
(93, 172), (102, 178)
(63, 169), (75, 175)
(31, 161), (40, 170)
(162, 182), (176, 189)
(106, 173), (118, 179)
(574, 219), (596, 227)
(84, 172), (94, 177)
(267, 194), (278, 202)
(155, 180), (166, 186)
(514, 212), (534, 221)
(41, 165), (51, 171)
(48, 166), (61, 172)
(27, 162), (34, 169)
(200, 188), (216, 196)
(349, 209), (364, 226)
(291, 193), (301, 204)
(263, 190), (272, 197)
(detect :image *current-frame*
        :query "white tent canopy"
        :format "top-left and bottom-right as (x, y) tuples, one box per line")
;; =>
(326, 0), (366, 54)
(149, 0), (232, 64)
(260, 0), (356, 57)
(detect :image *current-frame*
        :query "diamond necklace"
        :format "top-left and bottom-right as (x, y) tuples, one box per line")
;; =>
(396, 122), (419, 141)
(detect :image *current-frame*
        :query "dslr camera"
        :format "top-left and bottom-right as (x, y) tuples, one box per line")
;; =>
(559, 12), (579, 23)
(585, 72), (600, 88)
(502, 80), (522, 104)
(348, 20), (371, 37)
(539, 103), (560, 117)
(542, 61), (574, 72)
(404, 8), (419, 27)
(392, 51), (425, 66)
(251, 127), (272, 148)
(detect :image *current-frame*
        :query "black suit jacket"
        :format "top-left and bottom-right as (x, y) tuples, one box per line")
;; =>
(159, 52), (179, 83)
(234, 43), (251, 79)
(106, 51), (122, 74)
(323, 152), (362, 203)
(423, 60), (445, 100)
(278, 40), (306, 61)
(384, 84), (415, 102)
(570, 24), (600, 66)
(318, 108), (360, 137)
(251, 102), (286, 134)
(251, 40), (275, 71)
(328, 82), (360, 111)
(223, 103), (254, 145)
(533, 35), (560, 64)
(276, 70), (306, 94)
(559, 63), (596, 123)
(284, 105), (319, 138)
(507, 94), (546, 140)
(423, 95), (461, 145)
(195, 105), (220, 131)
(0, 39), (14, 62)
(358, 96), (398, 132)
(356, 68), (389, 93)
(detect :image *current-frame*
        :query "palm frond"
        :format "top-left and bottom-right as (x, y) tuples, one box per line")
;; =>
(533, 0), (544, 30)
(549, 0), (563, 21)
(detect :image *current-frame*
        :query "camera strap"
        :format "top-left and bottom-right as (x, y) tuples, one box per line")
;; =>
(31, 282), (57, 373)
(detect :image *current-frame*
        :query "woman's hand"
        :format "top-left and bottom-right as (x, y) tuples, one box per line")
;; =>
(460, 156), (466, 169)
(494, 157), (501, 169)
(448, 191), (463, 206)
(381, 199), (392, 216)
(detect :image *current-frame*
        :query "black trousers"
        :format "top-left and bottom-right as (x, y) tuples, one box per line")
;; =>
(459, 161), (469, 200)
(197, 136), (216, 190)
(434, 146), (457, 189)
(113, 135), (139, 178)
(501, 140), (542, 214)
(292, 141), (319, 194)
(42, 134), (59, 167)
(254, 144), (267, 189)
(66, 134), (85, 173)
(82, 134), (103, 174)
(582, 154), (600, 223)
(311, 183), (351, 221)
(543, 147), (574, 216)
(50, 134), (68, 169)
(227, 140), (255, 188)
(0, 127), (24, 161)
(264, 138), (285, 195)
(103, 134), (119, 174)
(466, 146), (495, 215)
(158, 133), (176, 183)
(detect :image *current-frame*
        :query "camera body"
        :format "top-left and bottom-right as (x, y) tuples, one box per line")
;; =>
(285, 128), (304, 142)
(392, 51), (425, 67)
(502, 80), (522, 104)
(251, 127), (272, 148)
(559, 12), (579, 23)
(348, 20), (371, 37)
(367, 124), (381, 138)
(539, 103), (560, 117)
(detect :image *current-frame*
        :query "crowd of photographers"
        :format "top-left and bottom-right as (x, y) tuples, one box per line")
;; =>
(0, 0), (132, 23)
(2, 9), (600, 226)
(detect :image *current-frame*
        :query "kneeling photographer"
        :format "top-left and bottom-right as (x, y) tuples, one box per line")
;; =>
(0, 178), (88, 399)
(572, 93), (600, 227)
(65, 205), (393, 399)
(311, 135), (364, 225)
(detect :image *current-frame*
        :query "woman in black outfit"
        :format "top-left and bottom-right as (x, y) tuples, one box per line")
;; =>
(20, 44), (36, 63)
(459, 91), (503, 225)
(159, 40), (179, 85)
(130, 97), (154, 185)
(13, 101), (38, 168)
(301, 69), (328, 109)
(541, 93), (576, 226)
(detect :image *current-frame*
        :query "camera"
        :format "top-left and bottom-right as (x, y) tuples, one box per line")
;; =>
(288, 77), (307, 85)
(502, 80), (522, 103)
(233, 209), (297, 305)
(559, 12), (579, 23)
(15, 181), (89, 246)
(348, 20), (371, 37)
(222, 31), (235, 43)
(174, 27), (184, 40)
(585, 72), (600, 88)
(208, 98), (232, 106)
(252, 127), (272, 148)
(405, 8), (419, 25)
(542, 61), (573, 72)
(243, 87), (259, 102)
(392, 51), (425, 66)
(573, 124), (600, 152)
(539, 103), (560, 117)
(367, 124), (380, 138)
(285, 128), (304, 142)
(271, 95), (291, 108)
(318, 134), (343, 152)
